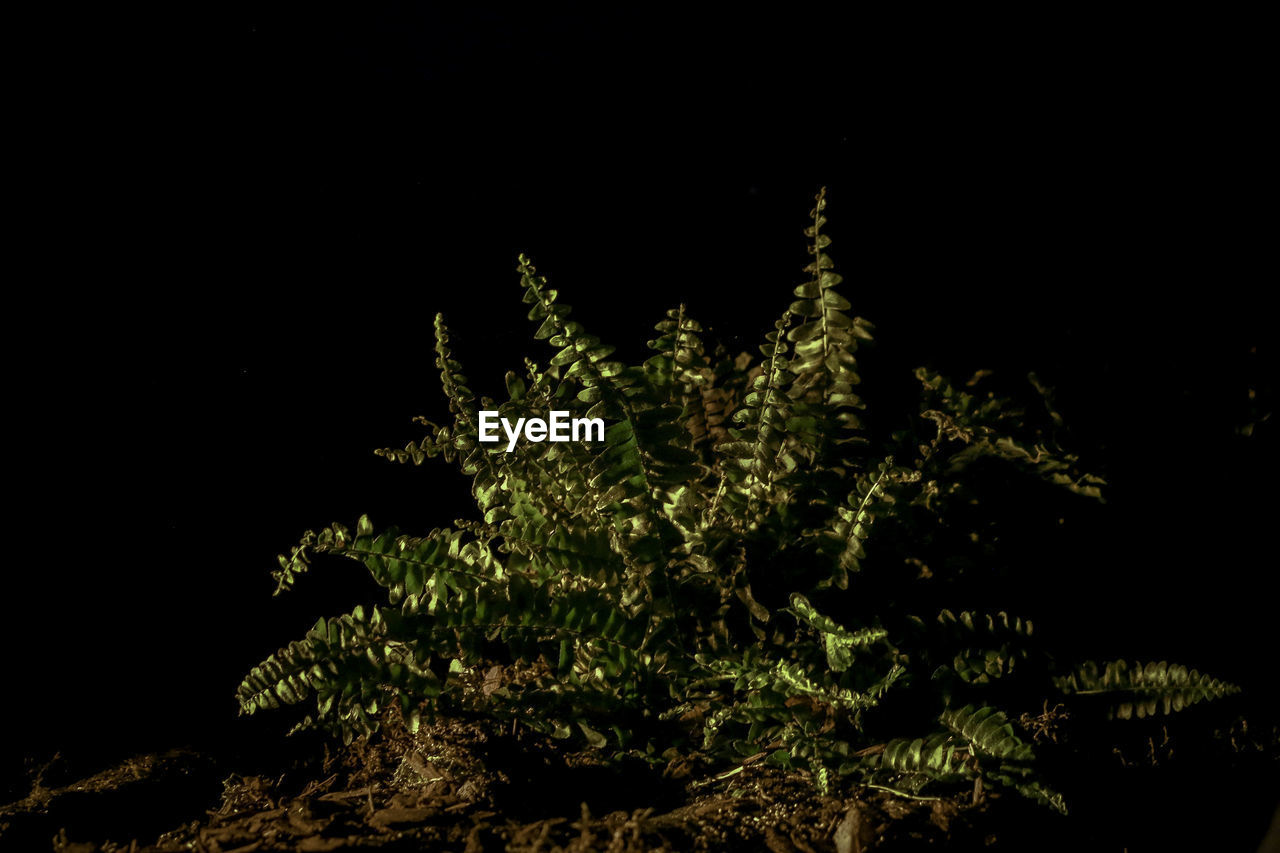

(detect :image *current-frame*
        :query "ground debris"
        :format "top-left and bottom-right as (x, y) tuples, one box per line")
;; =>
(15, 710), (1243, 851)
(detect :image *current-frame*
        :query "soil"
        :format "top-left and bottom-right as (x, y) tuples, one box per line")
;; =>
(3, 705), (1278, 853)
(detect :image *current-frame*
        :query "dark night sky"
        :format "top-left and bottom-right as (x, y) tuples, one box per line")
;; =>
(8, 8), (1273, 771)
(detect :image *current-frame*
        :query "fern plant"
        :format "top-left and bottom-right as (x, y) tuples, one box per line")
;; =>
(237, 189), (1238, 813)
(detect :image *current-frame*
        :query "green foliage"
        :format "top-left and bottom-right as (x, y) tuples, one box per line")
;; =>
(239, 189), (1238, 812)
(1054, 659), (1242, 719)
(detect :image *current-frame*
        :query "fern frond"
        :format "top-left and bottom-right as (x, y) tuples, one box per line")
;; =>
(644, 305), (708, 403)
(936, 704), (1067, 811)
(715, 311), (799, 525)
(787, 187), (873, 442)
(820, 456), (909, 587)
(374, 416), (454, 466)
(270, 517), (369, 595)
(917, 367), (1105, 500)
(933, 609), (1035, 642)
(940, 704), (1034, 762)
(1054, 660), (1241, 719)
(497, 518), (631, 609)
(918, 609), (1039, 685)
(271, 515), (505, 610)
(871, 733), (971, 779)
(520, 255), (697, 563)
(786, 593), (888, 672)
(236, 604), (445, 742)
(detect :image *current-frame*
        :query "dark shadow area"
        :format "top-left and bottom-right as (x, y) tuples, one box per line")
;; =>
(482, 744), (688, 820)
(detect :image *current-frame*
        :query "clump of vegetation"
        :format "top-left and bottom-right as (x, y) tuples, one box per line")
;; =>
(237, 189), (1238, 814)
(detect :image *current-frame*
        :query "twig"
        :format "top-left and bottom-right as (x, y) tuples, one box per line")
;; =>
(863, 783), (941, 802)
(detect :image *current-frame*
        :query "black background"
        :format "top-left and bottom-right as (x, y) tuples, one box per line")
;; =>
(9, 6), (1273, 792)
